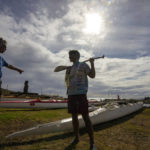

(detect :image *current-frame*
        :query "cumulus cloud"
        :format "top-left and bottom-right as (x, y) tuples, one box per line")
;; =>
(0, 0), (149, 99)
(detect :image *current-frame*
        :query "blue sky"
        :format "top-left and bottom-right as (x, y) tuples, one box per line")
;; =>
(0, 0), (150, 99)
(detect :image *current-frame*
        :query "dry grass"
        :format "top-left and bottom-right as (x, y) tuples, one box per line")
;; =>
(0, 108), (150, 150)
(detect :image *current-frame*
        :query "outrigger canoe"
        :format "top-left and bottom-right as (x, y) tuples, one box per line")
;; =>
(0, 99), (99, 109)
(6, 102), (143, 139)
(0, 99), (68, 109)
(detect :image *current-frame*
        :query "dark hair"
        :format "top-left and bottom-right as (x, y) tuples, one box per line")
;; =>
(69, 50), (80, 59)
(0, 37), (7, 47)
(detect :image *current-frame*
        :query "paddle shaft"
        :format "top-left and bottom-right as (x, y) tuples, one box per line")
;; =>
(54, 55), (104, 72)
(83, 55), (104, 62)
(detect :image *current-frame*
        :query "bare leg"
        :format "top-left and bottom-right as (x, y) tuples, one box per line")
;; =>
(82, 113), (94, 145)
(72, 113), (79, 142)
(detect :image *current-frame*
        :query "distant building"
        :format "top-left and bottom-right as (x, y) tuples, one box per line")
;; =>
(23, 80), (29, 94)
(117, 95), (120, 101)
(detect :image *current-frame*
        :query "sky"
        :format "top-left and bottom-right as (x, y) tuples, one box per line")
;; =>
(0, 0), (150, 99)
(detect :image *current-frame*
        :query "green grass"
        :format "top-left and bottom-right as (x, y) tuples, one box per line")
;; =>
(0, 108), (71, 122)
(0, 108), (150, 150)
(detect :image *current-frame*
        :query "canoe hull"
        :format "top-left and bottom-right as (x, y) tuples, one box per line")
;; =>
(0, 99), (67, 109)
(6, 102), (143, 139)
(0, 99), (97, 109)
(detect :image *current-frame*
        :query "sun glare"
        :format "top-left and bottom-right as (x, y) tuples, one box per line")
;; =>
(83, 13), (104, 35)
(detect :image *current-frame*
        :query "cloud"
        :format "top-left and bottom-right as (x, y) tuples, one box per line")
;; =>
(0, 0), (150, 99)
(91, 56), (150, 98)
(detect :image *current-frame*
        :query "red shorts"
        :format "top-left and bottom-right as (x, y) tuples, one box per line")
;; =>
(68, 94), (88, 114)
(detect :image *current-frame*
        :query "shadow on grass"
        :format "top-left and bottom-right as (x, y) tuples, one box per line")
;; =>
(0, 108), (144, 149)
(64, 140), (78, 150)
(0, 108), (64, 112)
(0, 109), (41, 112)
(0, 132), (74, 149)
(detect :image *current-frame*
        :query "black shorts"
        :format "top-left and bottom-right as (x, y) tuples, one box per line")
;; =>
(68, 94), (88, 114)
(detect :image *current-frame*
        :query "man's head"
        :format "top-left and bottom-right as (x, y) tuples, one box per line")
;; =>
(69, 50), (80, 63)
(0, 37), (7, 53)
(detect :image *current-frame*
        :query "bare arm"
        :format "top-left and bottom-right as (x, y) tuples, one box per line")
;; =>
(6, 64), (24, 74)
(88, 58), (95, 78)
(54, 66), (70, 72)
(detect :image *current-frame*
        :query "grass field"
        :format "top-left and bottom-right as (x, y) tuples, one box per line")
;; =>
(0, 107), (150, 150)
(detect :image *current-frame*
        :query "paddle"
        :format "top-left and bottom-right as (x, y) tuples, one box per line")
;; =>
(83, 55), (104, 62)
(54, 55), (104, 72)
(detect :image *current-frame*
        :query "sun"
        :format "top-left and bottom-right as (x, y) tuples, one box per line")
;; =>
(83, 13), (104, 35)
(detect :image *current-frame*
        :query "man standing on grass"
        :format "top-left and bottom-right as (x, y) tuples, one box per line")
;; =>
(54, 50), (97, 150)
(0, 37), (24, 99)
